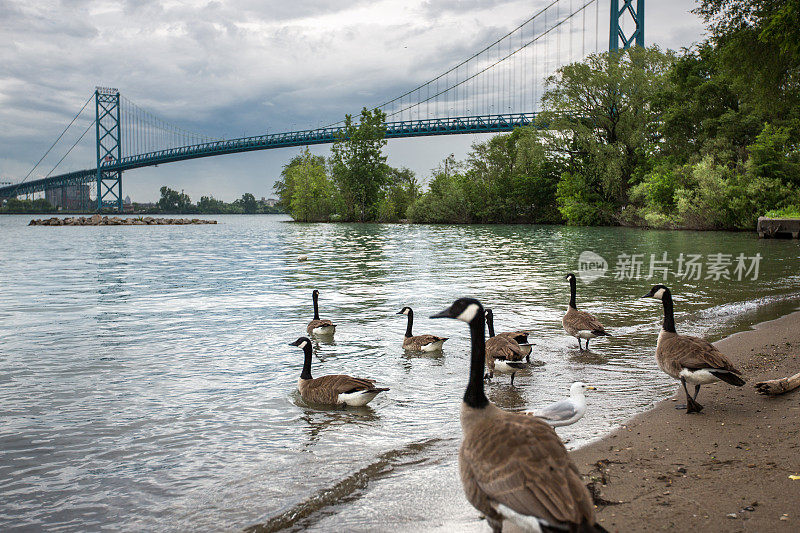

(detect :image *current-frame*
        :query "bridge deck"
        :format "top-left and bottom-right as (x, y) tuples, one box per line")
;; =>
(0, 113), (536, 198)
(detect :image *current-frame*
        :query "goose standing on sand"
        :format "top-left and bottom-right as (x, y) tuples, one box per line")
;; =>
(307, 289), (336, 336)
(485, 308), (531, 385)
(397, 306), (448, 351)
(563, 273), (610, 350)
(289, 337), (388, 407)
(643, 285), (745, 414)
(527, 382), (596, 427)
(431, 298), (606, 533)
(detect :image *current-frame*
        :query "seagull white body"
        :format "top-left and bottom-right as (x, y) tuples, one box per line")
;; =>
(528, 382), (594, 428)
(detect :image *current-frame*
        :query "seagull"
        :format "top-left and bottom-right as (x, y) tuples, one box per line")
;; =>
(527, 382), (595, 427)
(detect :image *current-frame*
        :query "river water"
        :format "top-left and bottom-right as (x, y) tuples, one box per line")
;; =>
(1, 214), (799, 532)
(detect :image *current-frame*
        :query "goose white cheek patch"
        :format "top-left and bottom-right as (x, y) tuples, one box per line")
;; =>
(457, 303), (480, 323)
(299, 341), (308, 349)
(653, 288), (666, 300)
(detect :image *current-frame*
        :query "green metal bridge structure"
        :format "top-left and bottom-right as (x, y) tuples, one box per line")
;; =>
(0, 0), (644, 211)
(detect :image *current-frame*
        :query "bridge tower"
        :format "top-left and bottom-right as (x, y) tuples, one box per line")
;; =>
(95, 87), (123, 212)
(609, 0), (644, 51)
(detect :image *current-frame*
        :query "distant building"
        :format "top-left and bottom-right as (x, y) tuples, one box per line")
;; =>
(264, 198), (278, 207)
(45, 184), (91, 211)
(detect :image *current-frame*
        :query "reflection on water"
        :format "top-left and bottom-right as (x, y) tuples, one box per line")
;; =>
(0, 214), (798, 532)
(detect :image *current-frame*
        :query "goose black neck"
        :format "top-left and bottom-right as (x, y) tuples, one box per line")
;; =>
(404, 310), (414, 338)
(464, 314), (489, 409)
(661, 290), (676, 333)
(300, 343), (313, 379)
(569, 276), (577, 309)
(486, 312), (496, 338)
(312, 294), (320, 320)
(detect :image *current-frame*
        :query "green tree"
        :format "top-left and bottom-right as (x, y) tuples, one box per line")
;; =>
(288, 148), (337, 222)
(330, 107), (388, 221)
(274, 151), (326, 208)
(746, 123), (800, 186)
(158, 186), (192, 213)
(538, 46), (675, 224)
(379, 167), (420, 221)
(407, 156), (475, 223)
(238, 192), (258, 214)
(197, 195), (225, 213)
(693, 0), (800, 130)
(466, 127), (562, 223)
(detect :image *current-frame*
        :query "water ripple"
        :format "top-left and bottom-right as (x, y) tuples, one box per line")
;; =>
(1, 214), (798, 531)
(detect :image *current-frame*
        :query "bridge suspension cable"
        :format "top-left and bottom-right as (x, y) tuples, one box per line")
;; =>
(120, 96), (218, 158)
(7, 92), (94, 195)
(44, 119), (96, 180)
(327, 0), (599, 128)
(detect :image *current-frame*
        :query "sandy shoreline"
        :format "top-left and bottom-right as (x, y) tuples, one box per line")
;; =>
(570, 310), (800, 532)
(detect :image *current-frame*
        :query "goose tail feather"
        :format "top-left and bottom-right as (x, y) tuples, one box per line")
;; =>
(711, 371), (745, 386)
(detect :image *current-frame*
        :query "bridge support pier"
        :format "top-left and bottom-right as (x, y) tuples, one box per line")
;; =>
(95, 87), (123, 212)
(97, 170), (123, 212)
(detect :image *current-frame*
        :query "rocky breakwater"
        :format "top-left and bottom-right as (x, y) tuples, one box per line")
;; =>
(29, 215), (217, 226)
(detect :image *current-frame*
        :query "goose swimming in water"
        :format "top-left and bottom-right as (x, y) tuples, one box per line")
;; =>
(397, 306), (448, 351)
(307, 289), (336, 336)
(562, 273), (610, 350)
(643, 284), (745, 414)
(289, 337), (388, 407)
(431, 298), (606, 533)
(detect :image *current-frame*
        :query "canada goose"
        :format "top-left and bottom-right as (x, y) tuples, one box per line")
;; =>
(484, 308), (531, 385)
(485, 309), (532, 360)
(527, 382), (596, 427)
(563, 273), (610, 350)
(643, 285), (745, 414)
(307, 289), (336, 336)
(289, 337), (388, 407)
(397, 306), (448, 351)
(431, 298), (605, 533)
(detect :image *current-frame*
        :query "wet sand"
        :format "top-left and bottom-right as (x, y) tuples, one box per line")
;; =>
(572, 310), (800, 532)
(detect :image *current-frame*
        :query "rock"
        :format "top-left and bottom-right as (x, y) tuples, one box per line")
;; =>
(726, 513), (738, 519)
(27, 215), (217, 226)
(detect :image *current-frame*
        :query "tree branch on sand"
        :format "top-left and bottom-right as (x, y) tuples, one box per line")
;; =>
(754, 371), (800, 395)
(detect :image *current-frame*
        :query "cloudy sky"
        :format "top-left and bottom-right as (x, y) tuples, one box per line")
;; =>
(0, 0), (707, 202)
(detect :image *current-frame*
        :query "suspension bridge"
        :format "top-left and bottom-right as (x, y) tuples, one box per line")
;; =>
(0, 0), (644, 212)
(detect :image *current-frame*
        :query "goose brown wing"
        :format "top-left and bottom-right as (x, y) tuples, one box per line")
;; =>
(571, 310), (606, 333)
(663, 334), (742, 374)
(306, 319), (334, 334)
(499, 330), (530, 344)
(405, 334), (447, 349)
(312, 374), (380, 393)
(486, 336), (526, 361)
(301, 375), (385, 404)
(461, 413), (596, 527)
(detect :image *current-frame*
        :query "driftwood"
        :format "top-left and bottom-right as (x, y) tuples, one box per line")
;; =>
(754, 371), (800, 395)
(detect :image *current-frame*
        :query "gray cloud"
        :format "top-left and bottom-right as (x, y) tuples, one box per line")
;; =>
(0, 0), (705, 201)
